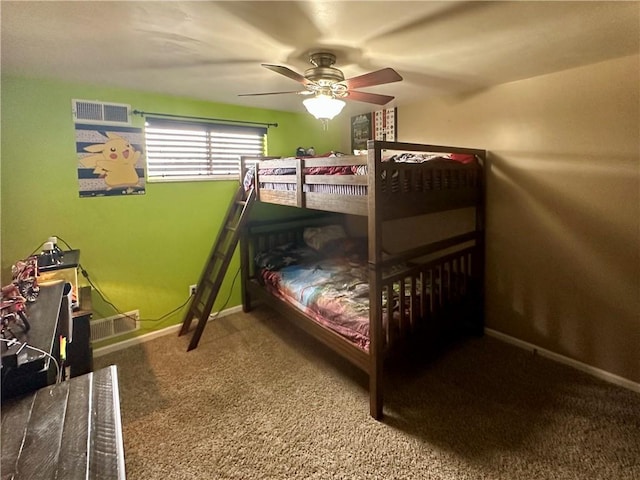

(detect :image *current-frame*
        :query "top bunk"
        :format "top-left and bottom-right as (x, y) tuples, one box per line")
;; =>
(241, 140), (485, 220)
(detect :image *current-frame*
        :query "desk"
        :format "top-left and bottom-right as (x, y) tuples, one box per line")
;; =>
(1, 282), (64, 400)
(1, 365), (126, 479)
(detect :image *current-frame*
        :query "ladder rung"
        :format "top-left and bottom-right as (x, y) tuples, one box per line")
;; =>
(225, 225), (237, 232)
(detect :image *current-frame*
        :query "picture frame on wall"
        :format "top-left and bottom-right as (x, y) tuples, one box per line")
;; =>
(75, 124), (146, 197)
(351, 107), (397, 154)
(373, 107), (397, 142)
(350, 113), (372, 153)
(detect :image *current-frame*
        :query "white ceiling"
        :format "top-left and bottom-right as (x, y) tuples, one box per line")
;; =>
(1, 1), (638, 117)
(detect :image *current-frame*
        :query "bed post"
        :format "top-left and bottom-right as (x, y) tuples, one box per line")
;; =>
(473, 151), (487, 335)
(240, 222), (252, 313)
(367, 140), (384, 420)
(296, 157), (305, 208)
(239, 157), (252, 313)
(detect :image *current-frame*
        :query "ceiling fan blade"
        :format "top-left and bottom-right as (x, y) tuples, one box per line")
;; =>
(343, 67), (403, 90)
(346, 90), (395, 105)
(262, 64), (313, 85)
(238, 90), (312, 97)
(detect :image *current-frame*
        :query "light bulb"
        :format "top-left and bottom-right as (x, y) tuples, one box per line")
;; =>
(303, 95), (346, 121)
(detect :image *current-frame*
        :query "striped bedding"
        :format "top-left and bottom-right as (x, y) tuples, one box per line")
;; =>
(256, 153), (476, 195)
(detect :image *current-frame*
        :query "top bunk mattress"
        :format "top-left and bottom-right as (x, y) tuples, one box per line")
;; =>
(256, 152), (477, 195)
(242, 141), (485, 218)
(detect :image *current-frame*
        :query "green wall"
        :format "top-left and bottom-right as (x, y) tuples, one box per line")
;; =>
(1, 75), (344, 347)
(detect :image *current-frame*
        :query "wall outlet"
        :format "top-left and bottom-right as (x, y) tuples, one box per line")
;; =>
(189, 284), (197, 296)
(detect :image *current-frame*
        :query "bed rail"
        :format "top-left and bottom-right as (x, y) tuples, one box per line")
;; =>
(379, 245), (481, 351)
(241, 140), (485, 219)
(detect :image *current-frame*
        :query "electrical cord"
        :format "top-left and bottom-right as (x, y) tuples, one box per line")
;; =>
(77, 264), (129, 315)
(139, 295), (192, 323)
(80, 263), (194, 325)
(33, 236), (183, 322)
(36, 235), (240, 326)
(29, 242), (46, 257)
(28, 236), (139, 322)
(0, 337), (62, 384)
(80, 265), (199, 325)
(132, 266), (240, 326)
(207, 267), (241, 323)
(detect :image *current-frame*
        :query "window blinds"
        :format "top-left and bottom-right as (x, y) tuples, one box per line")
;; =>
(145, 118), (266, 181)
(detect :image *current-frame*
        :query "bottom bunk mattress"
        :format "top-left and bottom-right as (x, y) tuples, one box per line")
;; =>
(260, 254), (372, 351)
(254, 230), (416, 353)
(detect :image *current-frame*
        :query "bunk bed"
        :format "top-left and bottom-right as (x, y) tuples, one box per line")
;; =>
(239, 140), (486, 419)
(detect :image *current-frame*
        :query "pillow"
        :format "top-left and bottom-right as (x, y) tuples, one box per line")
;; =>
(254, 242), (317, 270)
(303, 224), (347, 252)
(320, 236), (368, 262)
(449, 153), (475, 164)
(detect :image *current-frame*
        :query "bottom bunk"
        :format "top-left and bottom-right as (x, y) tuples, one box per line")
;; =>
(240, 215), (484, 419)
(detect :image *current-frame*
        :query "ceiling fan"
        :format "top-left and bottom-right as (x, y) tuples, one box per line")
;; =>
(239, 52), (403, 119)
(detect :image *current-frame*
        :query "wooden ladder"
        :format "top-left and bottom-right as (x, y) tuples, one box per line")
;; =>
(178, 185), (255, 351)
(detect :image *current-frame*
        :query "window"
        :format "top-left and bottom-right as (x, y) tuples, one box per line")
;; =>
(144, 117), (266, 181)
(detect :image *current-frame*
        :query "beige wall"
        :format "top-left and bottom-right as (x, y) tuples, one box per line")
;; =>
(397, 54), (640, 383)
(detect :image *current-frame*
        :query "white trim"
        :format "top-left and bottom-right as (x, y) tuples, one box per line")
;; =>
(485, 328), (640, 394)
(93, 305), (243, 357)
(146, 175), (237, 184)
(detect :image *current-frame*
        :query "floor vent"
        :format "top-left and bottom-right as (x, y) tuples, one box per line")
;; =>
(72, 99), (132, 125)
(90, 310), (140, 342)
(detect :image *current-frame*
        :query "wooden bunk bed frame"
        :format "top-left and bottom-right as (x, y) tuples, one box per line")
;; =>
(239, 140), (486, 419)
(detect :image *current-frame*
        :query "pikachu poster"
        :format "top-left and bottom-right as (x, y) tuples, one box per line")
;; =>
(76, 124), (146, 197)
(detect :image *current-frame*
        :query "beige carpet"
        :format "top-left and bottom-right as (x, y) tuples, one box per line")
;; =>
(94, 307), (640, 480)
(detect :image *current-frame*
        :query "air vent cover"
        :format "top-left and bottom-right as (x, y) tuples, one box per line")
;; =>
(72, 99), (131, 125)
(90, 310), (139, 342)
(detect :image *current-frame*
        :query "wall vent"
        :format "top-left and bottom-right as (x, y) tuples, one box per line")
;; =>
(90, 310), (140, 342)
(72, 99), (132, 126)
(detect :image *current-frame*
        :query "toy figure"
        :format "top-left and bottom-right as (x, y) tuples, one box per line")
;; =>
(1, 284), (30, 334)
(12, 256), (39, 302)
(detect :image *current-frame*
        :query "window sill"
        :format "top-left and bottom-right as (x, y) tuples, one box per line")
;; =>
(146, 176), (238, 184)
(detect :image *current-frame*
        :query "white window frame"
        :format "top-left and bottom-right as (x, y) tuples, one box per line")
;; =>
(144, 117), (266, 182)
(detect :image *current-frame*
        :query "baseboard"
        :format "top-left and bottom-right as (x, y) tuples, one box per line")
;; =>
(93, 305), (243, 358)
(485, 328), (640, 394)
(94, 312), (640, 394)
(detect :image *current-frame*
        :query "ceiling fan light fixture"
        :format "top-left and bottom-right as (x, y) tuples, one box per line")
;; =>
(303, 94), (346, 121)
